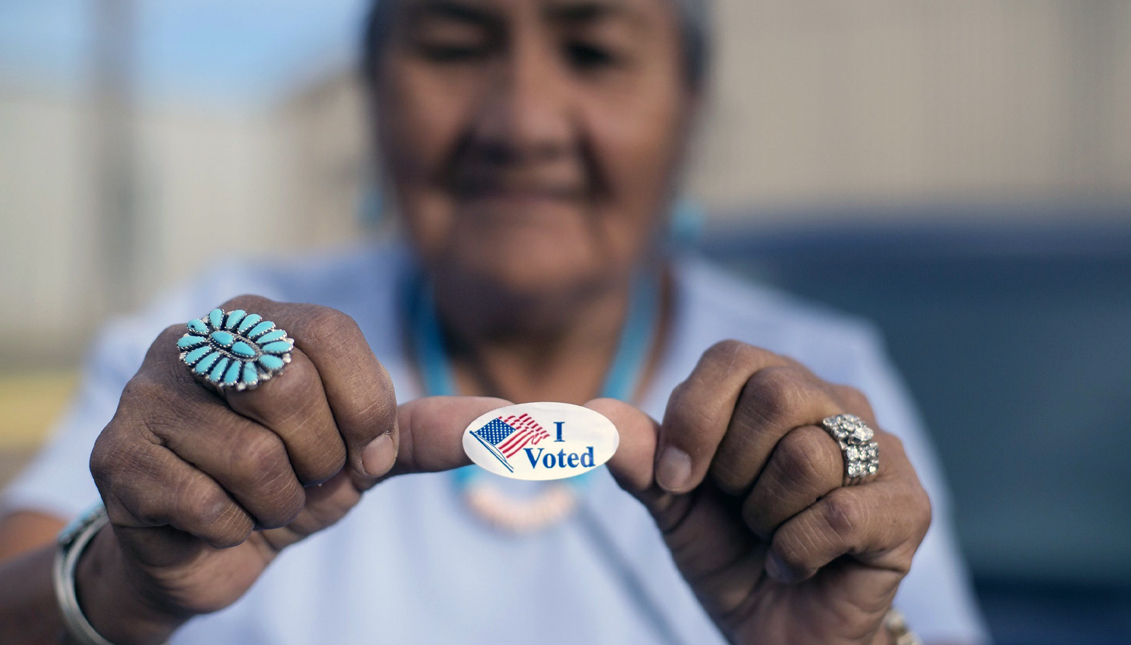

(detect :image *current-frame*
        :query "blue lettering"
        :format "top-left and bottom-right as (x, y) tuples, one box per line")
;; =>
(554, 421), (564, 442)
(525, 447), (544, 468)
(523, 446), (597, 469)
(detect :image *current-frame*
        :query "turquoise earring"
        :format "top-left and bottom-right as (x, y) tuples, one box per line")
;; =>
(669, 195), (705, 247)
(359, 184), (386, 228)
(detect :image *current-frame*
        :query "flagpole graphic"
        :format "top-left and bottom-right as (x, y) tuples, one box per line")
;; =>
(469, 414), (550, 472)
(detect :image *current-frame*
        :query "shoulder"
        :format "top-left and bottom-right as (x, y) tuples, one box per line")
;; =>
(0, 244), (413, 520)
(183, 242), (407, 310)
(669, 254), (885, 382)
(91, 243), (410, 384)
(665, 254), (954, 511)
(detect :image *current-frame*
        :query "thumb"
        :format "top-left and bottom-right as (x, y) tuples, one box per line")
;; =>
(588, 398), (714, 537)
(585, 398), (659, 497)
(259, 396), (513, 552)
(389, 396), (512, 476)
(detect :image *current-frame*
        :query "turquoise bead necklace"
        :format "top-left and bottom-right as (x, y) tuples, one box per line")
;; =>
(406, 267), (661, 532)
(405, 265), (686, 645)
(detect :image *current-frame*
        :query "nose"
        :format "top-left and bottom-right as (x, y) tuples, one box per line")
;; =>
(471, 34), (574, 165)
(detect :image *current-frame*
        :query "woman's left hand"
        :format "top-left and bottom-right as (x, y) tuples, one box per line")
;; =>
(593, 340), (932, 645)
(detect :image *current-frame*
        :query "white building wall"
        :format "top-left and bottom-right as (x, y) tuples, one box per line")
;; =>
(1, 0), (1130, 364)
(690, 0), (1131, 219)
(0, 93), (98, 358)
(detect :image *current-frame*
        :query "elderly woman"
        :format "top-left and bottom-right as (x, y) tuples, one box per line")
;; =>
(0, 1), (987, 643)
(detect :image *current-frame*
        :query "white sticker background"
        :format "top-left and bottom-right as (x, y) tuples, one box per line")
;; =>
(462, 402), (619, 481)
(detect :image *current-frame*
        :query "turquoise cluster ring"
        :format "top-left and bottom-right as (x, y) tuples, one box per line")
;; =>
(177, 308), (294, 391)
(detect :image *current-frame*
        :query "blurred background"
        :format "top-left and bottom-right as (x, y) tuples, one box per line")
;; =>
(2, 1), (1129, 642)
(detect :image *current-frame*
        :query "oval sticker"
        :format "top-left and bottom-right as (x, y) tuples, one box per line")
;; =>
(462, 402), (619, 481)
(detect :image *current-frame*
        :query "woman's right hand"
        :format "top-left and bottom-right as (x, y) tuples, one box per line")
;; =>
(81, 296), (503, 644)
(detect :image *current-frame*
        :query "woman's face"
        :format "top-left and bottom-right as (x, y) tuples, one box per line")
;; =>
(372, 0), (695, 301)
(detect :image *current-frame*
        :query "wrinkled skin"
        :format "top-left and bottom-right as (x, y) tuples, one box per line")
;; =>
(79, 297), (512, 643)
(80, 301), (927, 645)
(0, 2), (932, 644)
(593, 340), (931, 645)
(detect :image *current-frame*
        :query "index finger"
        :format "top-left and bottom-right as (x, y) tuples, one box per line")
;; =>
(390, 396), (512, 476)
(656, 340), (790, 493)
(218, 296), (398, 481)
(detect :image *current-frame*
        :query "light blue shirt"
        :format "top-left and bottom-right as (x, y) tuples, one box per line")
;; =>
(3, 244), (989, 644)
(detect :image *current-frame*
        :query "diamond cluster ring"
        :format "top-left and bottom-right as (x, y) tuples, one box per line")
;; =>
(819, 414), (880, 486)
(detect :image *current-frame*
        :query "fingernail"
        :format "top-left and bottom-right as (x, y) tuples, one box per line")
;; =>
(765, 551), (795, 584)
(362, 434), (396, 477)
(656, 446), (692, 492)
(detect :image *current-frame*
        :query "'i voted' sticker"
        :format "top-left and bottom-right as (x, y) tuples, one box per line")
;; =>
(462, 402), (619, 480)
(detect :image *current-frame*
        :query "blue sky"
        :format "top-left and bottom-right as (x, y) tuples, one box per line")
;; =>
(0, 0), (370, 107)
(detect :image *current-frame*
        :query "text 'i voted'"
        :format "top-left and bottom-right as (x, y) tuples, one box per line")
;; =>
(461, 402), (619, 481)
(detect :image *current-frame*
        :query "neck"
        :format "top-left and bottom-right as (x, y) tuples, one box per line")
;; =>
(428, 267), (668, 405)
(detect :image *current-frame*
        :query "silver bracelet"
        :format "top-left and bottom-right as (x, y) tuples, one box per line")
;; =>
(52, 503), (921, 645)
(884, 608), (923, 645)
(53, 503), (168, 645)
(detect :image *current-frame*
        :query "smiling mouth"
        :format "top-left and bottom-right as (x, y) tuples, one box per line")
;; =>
(462, 190), (585, 211)
(447, 158), (593, 203)
(454, 177), (588, 203)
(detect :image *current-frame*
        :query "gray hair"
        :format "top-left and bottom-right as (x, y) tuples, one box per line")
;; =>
(362, 0), (712, 89)
(672, 0), (712, 89)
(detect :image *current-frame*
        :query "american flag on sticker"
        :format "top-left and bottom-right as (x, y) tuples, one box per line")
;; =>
(470, 413), (550, 473)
